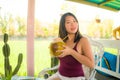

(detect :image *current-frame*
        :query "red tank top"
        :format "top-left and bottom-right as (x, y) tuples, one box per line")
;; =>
(58, 42), (84, 77)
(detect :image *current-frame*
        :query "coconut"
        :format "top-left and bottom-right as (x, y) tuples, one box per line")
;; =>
(49, 38), (65, 57)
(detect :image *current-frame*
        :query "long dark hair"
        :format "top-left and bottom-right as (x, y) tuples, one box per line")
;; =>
(58, 12), (82, 43)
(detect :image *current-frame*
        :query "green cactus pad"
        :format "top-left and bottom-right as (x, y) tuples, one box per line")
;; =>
(2, 44), (10, 57)
(4, 33), (8, 43)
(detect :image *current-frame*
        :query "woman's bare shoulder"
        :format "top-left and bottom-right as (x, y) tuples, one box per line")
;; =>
(79, 37), (89, 43)
(77, 37), (91, 47)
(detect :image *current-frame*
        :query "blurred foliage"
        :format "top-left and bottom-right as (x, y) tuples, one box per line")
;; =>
(0, 13), (59, 38)
(0, 13), (114, 39)
(87, 18), (113, 39)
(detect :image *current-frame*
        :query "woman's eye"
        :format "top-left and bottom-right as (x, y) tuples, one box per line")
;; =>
(73, 20), (76, 23)
(66, 22), (70, 24)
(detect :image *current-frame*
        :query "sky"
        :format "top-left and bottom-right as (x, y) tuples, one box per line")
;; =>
(35, 0), (64, 22)
(0, 0), (120, 26)
(0, 0), (28, 17)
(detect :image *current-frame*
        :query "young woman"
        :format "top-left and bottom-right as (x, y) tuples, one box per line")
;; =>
(47, 12), (94, 80)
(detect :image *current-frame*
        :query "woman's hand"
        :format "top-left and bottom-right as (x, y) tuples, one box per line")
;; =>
(57, 45), (73, 57)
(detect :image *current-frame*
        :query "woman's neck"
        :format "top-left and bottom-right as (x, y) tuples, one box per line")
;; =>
(67, 34), (75, 41)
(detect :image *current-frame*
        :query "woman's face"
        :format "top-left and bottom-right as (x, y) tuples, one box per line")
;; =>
(65, 15), (78, 34)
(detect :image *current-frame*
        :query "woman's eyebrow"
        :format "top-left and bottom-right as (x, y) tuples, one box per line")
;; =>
(66, 19), (75, 21)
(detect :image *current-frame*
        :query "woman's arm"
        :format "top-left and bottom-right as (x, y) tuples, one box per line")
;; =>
(70, 37), (94, 68)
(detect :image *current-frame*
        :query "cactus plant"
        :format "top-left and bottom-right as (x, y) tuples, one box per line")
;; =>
(2, 33), (23, 79)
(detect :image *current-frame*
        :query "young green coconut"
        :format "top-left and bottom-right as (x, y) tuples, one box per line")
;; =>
(49, 36), (67, 57)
